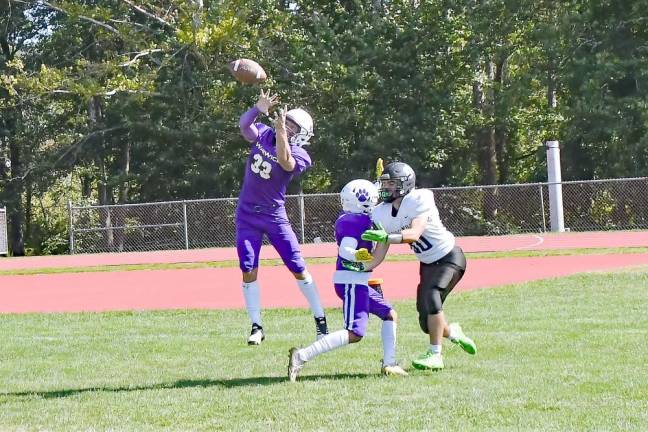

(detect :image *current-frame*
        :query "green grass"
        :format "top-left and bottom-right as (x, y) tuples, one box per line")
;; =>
(2, 246), (648, 276)
(1, 268), (647, 430)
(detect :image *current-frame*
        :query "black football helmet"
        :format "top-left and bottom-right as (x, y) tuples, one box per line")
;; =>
(378, 162), (416, 203)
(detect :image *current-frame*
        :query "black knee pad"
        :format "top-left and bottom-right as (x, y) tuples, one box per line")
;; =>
(415, 248), (467, 333)
(416, 285), (443, 333)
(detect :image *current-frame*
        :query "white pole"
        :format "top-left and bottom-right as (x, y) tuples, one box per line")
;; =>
(545, 141), (565, 232)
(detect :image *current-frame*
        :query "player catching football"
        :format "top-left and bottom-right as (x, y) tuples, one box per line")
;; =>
(288, 179), (407, 382)
(361, 161), (477, 370)
(236, 89), (328, 345)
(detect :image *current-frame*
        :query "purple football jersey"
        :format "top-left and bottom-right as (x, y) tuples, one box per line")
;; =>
(335, 212), (374, 271)
(238, 123), (311, 211)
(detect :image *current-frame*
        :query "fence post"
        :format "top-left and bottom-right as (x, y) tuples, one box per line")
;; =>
(538, 185), (547, 232)
(68, 200), (75, 254)
(299, 192), (306, 244)
(182, 201), (189, 250)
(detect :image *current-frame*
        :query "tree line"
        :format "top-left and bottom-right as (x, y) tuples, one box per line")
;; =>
(1, 0), (647, 255)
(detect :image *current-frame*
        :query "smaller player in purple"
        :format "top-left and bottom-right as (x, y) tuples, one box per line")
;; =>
(288, 179), (408, 381)
(237, 89), (327, 345)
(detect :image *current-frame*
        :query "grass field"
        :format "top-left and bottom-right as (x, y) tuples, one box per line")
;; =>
(1, 268), (647, 430)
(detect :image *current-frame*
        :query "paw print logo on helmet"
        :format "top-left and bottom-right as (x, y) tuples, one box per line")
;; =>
(355, 188), (370, 202)
(341, 180), (379, 215)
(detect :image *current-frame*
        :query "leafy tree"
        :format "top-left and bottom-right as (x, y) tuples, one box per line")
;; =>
(559, 0), (648, 179)
(2, 0), (648, 254)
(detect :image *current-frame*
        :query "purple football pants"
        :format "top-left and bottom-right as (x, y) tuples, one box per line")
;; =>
(334, 283), (393, 337)
(235, 206), (306, 274)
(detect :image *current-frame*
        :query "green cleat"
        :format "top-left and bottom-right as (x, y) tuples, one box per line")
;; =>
(449, 323), (477, 355)
(411, 351), (444, 370)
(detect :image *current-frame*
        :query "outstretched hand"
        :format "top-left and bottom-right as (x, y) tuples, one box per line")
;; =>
(255, 89), (279, 115)
(361, 229), (388, 243)
(272, 105), (288, 132)
(361, 222), (388, 243)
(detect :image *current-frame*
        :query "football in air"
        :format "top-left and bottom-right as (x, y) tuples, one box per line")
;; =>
(228, 59), (267, 84)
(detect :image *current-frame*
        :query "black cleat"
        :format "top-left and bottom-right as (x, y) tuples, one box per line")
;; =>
(247, 323), (265, 345)
(314, 316), (328, 340)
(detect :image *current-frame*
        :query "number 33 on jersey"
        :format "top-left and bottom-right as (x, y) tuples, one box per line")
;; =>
(251, 153), (272, 179)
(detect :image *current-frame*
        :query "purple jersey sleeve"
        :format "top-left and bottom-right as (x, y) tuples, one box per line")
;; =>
(290, 146), (312, 175)
(335, 213), (372, 245)
(335, 213), (374, 271)
(256, 123), (273, 143)
(239, 107), (260, 142)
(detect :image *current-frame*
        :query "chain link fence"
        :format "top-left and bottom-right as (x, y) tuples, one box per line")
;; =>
(69, 177), (648, 254)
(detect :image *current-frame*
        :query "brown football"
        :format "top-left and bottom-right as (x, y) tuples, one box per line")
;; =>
(228, 58), (267, 84)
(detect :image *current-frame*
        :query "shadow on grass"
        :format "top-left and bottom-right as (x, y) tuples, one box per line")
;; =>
(1, 373), (375, 400)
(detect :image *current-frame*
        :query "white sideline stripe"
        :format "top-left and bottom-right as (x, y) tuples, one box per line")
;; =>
(512, 234), (545, 250)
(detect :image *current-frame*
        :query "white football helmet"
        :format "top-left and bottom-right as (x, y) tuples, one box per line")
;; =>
(286, 108), (314, 147)
(340, 179), (379, 215)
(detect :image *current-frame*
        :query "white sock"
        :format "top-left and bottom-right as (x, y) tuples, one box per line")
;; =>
(242, 281), (262, 326)
(297, 273), (325, 318)
(381, 320), (397, 366)
(448, 326), (458, 341)
(429, 344), (442, 355)
(299, 330), (349, 362)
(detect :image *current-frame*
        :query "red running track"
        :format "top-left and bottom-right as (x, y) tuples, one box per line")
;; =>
(1, 230), (647, 271)
(1, 253), (647, 314)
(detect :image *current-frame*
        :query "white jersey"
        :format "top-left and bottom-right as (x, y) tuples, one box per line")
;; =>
(371, 188), (455, 264)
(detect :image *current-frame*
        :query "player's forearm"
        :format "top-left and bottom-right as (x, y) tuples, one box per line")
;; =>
(240, 107), (260, 142)
(276, 130), (296, 171)
(399, 228), (422, 244)
(388, 217), (426, 244)
(339, 245), (360, 262)
(339, 237), (366, 262)
(371, 229), (415, 244)
(363, 243), (389, 271)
